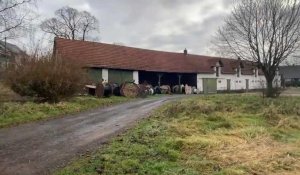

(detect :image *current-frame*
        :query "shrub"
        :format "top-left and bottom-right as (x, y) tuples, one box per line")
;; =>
(4, 54), (87, 103)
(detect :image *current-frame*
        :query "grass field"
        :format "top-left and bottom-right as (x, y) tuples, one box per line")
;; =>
(56, 94), (300, 175)
(0, 82), (132, 128)
(0, 95), (131, 128)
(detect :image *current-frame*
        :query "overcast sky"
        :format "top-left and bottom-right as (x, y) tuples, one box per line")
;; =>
(18, 0), (234, 55)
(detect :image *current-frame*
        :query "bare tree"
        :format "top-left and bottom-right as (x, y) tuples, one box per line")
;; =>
(40, 6), (99, 41)
(0, 0), (35, 39)
(217, 0), (300, 97)
(80, 11), (99, 41)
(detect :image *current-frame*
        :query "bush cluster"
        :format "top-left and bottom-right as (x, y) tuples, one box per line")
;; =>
(4, 55), (87, 103)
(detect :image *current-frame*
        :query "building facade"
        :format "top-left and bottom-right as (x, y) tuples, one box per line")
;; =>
(54, 38), (280, 93)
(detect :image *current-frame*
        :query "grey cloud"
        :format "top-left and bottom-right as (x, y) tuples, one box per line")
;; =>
(136, 9), (229, 54)
(19, 0), (234, 55)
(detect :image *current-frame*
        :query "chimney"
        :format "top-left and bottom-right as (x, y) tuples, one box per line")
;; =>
(184, 48), (188, 56)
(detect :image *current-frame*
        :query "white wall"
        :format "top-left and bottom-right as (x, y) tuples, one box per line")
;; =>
(102, 69), (108, 82)
(133, 71), (139, 84)
(197, 74), (203, 91)
(215, 74), (267, 91)
(196, 66), (274, 92)
(133, 68), (280, 93)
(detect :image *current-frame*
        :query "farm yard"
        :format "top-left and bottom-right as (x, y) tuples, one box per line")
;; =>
(56, 94), (300, 175)
(1, 0), (300, 175)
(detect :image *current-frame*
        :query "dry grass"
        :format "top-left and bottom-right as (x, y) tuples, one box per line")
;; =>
(208, 137), (299, 174)
(169, 118), (300, 174)
(56, 95), (300, 175)
(0, 82), (21, 102)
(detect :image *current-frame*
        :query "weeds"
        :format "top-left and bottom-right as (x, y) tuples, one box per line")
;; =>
(0, 96), (131, 128)
(56, 95), (300, 175)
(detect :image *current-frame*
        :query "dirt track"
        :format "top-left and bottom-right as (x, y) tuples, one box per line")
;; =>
(0, 95), (184, 175)
(281, 87), (300, 96)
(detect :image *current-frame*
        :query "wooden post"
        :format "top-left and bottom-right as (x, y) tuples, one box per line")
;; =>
(178, 74), (182, 93)
(158, 73), (163, 87)
(178, 74), (182, 85)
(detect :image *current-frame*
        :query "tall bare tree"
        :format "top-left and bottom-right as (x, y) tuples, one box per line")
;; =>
(40, 6), (99, 41)
(80, 11), (99, 41)
(217, 0), (300, 97)
(0, 0), (35, 39)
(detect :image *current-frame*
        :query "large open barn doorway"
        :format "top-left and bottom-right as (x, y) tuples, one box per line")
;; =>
(139, 71), (197, 87)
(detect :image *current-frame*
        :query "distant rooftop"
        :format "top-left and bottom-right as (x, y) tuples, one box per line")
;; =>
(279, 65), (300, 79)
(0, 40), (24, 58)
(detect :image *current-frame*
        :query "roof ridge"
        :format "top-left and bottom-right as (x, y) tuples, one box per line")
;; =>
(55, 37), (236, 60)
(55, 37), (258, 74)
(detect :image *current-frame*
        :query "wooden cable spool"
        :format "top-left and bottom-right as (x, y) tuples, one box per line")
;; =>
(95, 83), (112, 97)
(184, 85), (192, 95)
(153, 86), (161, 94)
(110, 83), (121, 96)
(145, 84), (154, 95)
(137, 84), (148, 98)
(95, 83), (104, 97)
(120, 82), (140, 98)
(103, 83), (113, 97)
(160, 85), (171, 94)
(172, 85), (182, 94)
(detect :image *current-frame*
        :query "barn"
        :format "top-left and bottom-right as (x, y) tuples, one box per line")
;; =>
(54, 38), (280, 93)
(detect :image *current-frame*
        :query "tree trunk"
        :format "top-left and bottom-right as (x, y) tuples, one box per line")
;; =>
(265, 76), (275, 98)
(72, 30), (75, 40)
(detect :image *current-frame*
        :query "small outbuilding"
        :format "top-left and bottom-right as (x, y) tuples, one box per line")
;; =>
(279, 65), (300, 87)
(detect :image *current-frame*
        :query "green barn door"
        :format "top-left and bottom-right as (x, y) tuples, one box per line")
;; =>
(88, 68), (102, 83)
(203, 78), (217, 94)
(108, 69), (133, 85)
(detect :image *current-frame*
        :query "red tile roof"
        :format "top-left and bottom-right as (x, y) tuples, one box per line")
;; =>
(54, 38), (259, 75)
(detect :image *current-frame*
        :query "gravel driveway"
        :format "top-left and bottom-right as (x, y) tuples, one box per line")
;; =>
(0, 95), (184, 175)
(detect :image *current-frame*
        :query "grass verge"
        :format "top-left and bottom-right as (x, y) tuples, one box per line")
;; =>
(55, 94), (300, 175)
(0, 96), (131, 128)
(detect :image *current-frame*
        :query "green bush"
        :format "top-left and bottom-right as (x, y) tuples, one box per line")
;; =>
(4, 55), (87, 103)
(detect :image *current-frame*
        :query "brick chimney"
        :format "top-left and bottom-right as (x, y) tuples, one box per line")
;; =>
(184, 48), (188, 56)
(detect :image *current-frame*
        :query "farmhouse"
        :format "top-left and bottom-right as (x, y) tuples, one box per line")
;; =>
(54, 37), (280, 93)
(0, 41), (25, 80)
(0, 41), (24, 69)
